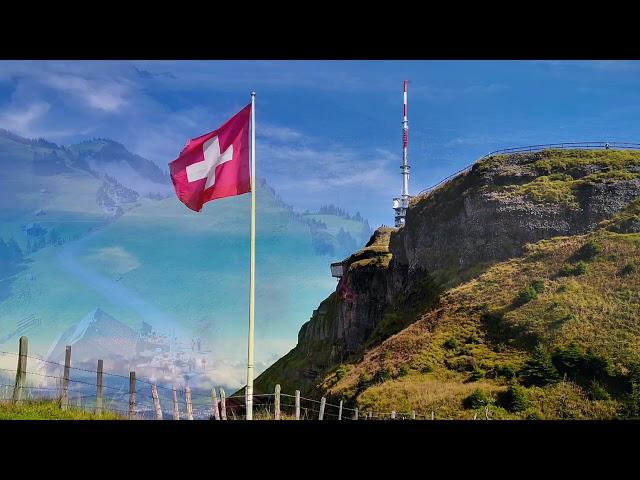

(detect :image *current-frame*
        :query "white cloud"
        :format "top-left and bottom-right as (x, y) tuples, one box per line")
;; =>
(258, 123), (303, 142)
(0, 101), (50, 135)
(41, 72), (131, 113)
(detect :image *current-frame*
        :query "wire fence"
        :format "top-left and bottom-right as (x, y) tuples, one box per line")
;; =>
(414, 141), (640, 198)
(1, 336), (495, 420)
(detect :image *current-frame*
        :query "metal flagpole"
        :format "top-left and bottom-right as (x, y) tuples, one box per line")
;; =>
(246, 91), (256, 420)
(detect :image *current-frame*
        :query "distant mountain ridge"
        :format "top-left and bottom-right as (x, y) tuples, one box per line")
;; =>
(0, 128), (376, 387)
(68, 138), (170, 190)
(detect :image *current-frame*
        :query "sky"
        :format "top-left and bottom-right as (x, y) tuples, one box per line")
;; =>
(1, 60), (640, 226)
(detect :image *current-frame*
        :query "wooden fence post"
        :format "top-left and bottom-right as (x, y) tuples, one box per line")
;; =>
(128, 371), (136, 420)
(431, 411), (434, 420)
(95, 359), (103, 416)
(368, 411), (372, 420)
(294, 390), (300, 420)
(353, 407), (358, 420)
(412, 410), (416, 420)
(12, 336), (28, 404)
(211, 388), (220, 420)
(338, 400), (343, 420)
(61, 345), (71, 410)
(274, 384), (281, 420)
(318, 396), (326, 420)
(172, 386), (180, 420)
(185, 385), (194, 420)
(151, 385), (163, 420)
(219, 387), (227, 420)
(391, 410), (396, 419)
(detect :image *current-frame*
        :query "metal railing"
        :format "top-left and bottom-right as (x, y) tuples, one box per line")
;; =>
(415, 141), (640, 198)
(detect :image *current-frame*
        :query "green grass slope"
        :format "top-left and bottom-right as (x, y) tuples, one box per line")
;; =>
(322, 224), (640, 419)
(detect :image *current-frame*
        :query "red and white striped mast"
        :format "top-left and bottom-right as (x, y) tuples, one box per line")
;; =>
(393, 80), (410, 227)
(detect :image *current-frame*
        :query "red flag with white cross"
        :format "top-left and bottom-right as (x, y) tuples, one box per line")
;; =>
(169, 103), (251, 212)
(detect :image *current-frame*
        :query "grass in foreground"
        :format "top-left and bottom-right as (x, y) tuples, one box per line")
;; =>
(0, 400), (123, 420)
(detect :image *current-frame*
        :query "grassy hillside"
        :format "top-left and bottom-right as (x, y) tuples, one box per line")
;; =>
(255, 149), (640, 419)
(321, 224), (640, 419)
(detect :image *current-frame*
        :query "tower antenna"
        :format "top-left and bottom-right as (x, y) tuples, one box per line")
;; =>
(393, 80), (410, 227)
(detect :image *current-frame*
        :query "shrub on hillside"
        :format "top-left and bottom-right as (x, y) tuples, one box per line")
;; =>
(464, 389), (493, 409)
(495, 364), (517, 380)
(514, 280), (545, 306)
(469, 366), (486, 381)
(619, 262), (637, 276)
(572, 240), (602, 262)
(559, 261), (588, 277)
(573, 261), (589, 275)
(552, 342), (611, 386)
(514, 285), (538, 306)
(625, 364), (640, 418)
(519, 344), (560, 387)
(465, 334), (481, 344)
(531, 279), (545, 294)
(397, 365), (410, 377)
(356, 373), (372, 392)
(589, 381), (611, 401)
(335, 364), (348, 382)
(499, 383), (531, 412)
(372, 367), (392, 384)
(443, 337), (460, 350)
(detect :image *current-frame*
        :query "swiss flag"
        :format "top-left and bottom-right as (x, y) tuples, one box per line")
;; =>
(169, 104), (251, 212)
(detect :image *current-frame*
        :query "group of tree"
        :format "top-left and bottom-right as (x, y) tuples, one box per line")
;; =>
(316, 204), (364, 222)
(0, 237), (24, 275)
(22, 225), (65, 254)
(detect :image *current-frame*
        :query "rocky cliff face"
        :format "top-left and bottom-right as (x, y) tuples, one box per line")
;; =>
(395, 150), (640, 275)
(252, 149), (640, 395)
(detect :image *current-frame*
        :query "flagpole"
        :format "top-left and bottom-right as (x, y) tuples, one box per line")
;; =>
(246, 91), (256, 420)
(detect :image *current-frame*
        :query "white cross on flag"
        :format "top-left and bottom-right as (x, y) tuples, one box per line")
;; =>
(169, 104), (251, 212)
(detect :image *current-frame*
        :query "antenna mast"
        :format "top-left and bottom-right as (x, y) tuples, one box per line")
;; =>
(393, 80), (410, 227)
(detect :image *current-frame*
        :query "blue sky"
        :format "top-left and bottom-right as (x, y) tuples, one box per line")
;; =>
(1, 60), (639, 227)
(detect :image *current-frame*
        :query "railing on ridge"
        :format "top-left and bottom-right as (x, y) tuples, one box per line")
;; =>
(414, 141), (640, 199)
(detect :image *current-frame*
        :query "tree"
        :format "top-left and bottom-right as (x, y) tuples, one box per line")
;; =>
(520, 344), (560, 386)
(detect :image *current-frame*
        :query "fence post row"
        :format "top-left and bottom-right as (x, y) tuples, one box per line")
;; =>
(61, 345), (71, 410)
(274, 384), (281, 420)
(219, 387), (227, 420)
(12, 336), (28, 404)
(95, 359), (104, 416)
(129, 371), (136, 420)
(172, 386), (180, 420)
(185, 385), (194, 420)
(6, 337), (448, 421)
(211, 388), (221, 420)
(151, 384), (163, 420)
